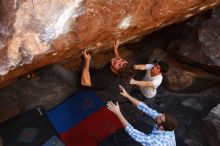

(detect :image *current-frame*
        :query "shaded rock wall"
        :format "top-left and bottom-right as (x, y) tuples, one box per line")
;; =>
(167, 5), (220, 75)
(0, 93), (21, 123)
(203, 104), (220, 146)
(149, 49), (220, 92)
(0, 0), (220, 86)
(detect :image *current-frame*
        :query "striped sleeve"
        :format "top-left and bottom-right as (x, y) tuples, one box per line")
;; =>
(137, 102), (160, 119)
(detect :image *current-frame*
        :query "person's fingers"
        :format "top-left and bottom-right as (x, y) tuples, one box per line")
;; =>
(107, 101), (111, 106)
(119, 86), (126, 94)
(82, 50), (85, 56)
(118, 84), (123, 91)
(107, 101), (111, 105)
(122, 85), (125, 90)
(109, 101), (115, 107)
(107, 101), (114, 107)
(83, 51), (92, 60)
(129, 78), (133, 84)
(119, 84), (123, 89)
(116, 101), (119, 106)
(107, 103), (116, 112)
(82, 50), (88, 58)
(107, 106), (113, 112)
(113, 40), (120, 48)
(109, 101), (113, 104)
(107, 104), (112, 110)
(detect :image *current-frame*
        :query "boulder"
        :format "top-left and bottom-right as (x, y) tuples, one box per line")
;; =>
(0, 0), (219, 86)
(0, 93), (22, 123)
(203, 104), (220, 146)
(148, 49), (220, 92)
(167, 5), (220, 75)
(181, 98), (203, 111)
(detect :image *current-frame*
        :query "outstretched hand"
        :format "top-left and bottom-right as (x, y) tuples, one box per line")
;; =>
(113, 40), (120, 49)
(119, 84), (130, 98)
(107, 101), (121, 115)
(82, 50), (91, 63)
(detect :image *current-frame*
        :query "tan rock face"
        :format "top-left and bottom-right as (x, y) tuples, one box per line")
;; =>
(0, 0), (219, 86)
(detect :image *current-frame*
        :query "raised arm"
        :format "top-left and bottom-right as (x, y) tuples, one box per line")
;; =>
(133, 64), (147, 70)
(119, 85), (159, 119)
(81, 50), (92, 87)
(119, 85), (141, 107)
(107, 101), (154, 146)
(137, 102), (159, 119)
(113, 40), (121, 58)
(130, 79), (154, 88)
(107, 101), (129, 127)
(134, 64), (155, 71)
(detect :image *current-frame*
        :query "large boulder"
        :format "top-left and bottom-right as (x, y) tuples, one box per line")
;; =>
(203, 104), (220, 146)
(0, 93), (22, 123)
(167, 5), (220, 75)
(148, 49), (220, 92)
(0, 0), (219, 86)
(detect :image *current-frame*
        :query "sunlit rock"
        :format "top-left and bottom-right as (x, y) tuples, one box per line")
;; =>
(0, 0), (219, 86)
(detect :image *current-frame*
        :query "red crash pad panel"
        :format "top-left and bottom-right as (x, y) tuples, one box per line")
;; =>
(60, 107), (123, 146)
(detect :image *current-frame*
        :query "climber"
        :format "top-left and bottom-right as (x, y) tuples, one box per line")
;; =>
(130, 60), (169, 106)
(107, 85), (177, 146)
(110, 40), (132, 77)
(80, 40), (134, 90)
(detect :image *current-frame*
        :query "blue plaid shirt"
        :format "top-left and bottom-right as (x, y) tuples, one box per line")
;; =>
(125, 102), (176, 146)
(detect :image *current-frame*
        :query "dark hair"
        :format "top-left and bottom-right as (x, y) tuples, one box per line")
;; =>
(157, 61), (169, 73)
(161, 113), (177, 131)
(118, 63), (135, 79)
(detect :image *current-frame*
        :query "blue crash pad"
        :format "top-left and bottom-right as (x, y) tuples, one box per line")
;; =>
(47, 90), (105, 133)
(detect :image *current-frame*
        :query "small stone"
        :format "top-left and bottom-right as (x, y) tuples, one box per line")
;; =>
(181, 98), (203, 111)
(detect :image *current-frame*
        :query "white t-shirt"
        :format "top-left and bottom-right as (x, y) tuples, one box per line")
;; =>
(140, 64), (163, 98)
